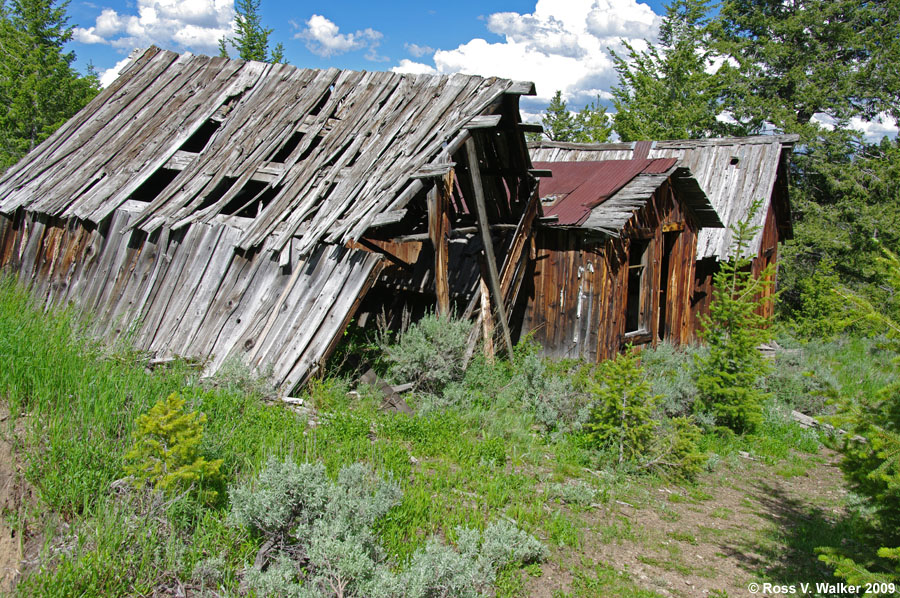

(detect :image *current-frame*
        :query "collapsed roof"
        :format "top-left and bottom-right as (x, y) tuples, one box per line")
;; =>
(0, 47), (537, 391)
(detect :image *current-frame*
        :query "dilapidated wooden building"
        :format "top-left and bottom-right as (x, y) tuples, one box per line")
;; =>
(515, 157), (722, 361)
(529, 136), (797, 340)
(0, 47), (541, 393)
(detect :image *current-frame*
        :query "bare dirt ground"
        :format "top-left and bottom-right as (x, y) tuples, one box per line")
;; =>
(0, 408), (39, 594)
(527, 450), (847, 597)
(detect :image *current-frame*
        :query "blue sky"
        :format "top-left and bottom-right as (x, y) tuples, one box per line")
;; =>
(65, 0), (897, 139)
(68, 0), (667, 109)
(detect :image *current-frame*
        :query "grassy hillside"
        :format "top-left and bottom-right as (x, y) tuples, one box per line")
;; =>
(0, 274), (890, 596)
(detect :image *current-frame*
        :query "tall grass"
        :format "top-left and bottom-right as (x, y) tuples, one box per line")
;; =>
(0, 274), (857, 596)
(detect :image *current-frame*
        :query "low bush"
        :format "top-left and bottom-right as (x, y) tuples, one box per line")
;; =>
(382, 314), (471, 395)
(640, 341), (703, 418)
(123, 392), (224, 505)
(516, 351), (591, 436)
(759, 341), (836, 416)
(228, 457), (546, 598)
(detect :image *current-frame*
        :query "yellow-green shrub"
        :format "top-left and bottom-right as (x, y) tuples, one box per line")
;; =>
(123, 392), (223, 504)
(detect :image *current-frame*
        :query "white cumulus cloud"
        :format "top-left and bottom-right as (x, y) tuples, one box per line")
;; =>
(405, 43), (434, 58)
(404, 0), (661, 106)
(73, 0), (234, 52)
(99, 55), (136, 87)
(812, 112), (899, 142)
(391, 59), (437, 75)
(296, 14), (385, 61)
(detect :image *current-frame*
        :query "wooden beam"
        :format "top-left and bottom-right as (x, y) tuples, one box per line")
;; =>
(517, 122), (543, 134)
(428, 176), (451, 317)
(465, 136), (514, 358)
(387, 224), (517, 244)
(505, 81), (536, 96)
(465, 115), (502, 129)
(367, 209), (408, 228)
(412, 163), (456, 179)
(479, 277), (495, 361)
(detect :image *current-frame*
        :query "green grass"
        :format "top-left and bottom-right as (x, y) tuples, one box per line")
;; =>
(0, 276), (598, 594)
(553, 560), (666, 598)
(0, 274), (871, 597)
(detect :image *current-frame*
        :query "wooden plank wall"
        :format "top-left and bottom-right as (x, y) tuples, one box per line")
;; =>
(0, 207), (382, 393)
(521, 179), (699, 362)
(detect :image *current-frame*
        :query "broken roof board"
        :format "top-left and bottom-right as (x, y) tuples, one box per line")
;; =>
(529, 135), (797, 259)
(0, 47), (537, 392)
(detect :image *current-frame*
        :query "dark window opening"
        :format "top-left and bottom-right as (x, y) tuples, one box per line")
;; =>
(197, 176), (238, 212)
(129, 168), (180, 203)
(625, 239), (650, 334)
(220, 180), (280, 218)
(657, 231), (678, 340)
(730, 156), (740, 166)
(180, 119), (221, 153)
(269, 130), (304, 163)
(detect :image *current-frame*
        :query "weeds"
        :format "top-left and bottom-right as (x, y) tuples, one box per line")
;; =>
(0, 273), (869, 597)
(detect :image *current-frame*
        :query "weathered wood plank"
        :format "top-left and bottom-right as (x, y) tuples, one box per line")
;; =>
(466, 136), (514, 357)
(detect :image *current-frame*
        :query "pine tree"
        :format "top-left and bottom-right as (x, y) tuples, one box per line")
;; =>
(818, 248), (900, 585)
(572, 96), (613, 143)
(219, 0), (285, 64)
(709, 0), (899, 136)
(707, 0), (900, 323)
(0, 0), (98, 171)
(585, 348), (660, 465)
(541, 91), (576, 142)
(124, 392), (223, 504)
(611, 0), (733, 141)
(539, 91), (612, 143)
(693, 199), (774, 434)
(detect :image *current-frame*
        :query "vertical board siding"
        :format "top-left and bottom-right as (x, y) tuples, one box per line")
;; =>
(0, 208), (381, 392)
(521, 178), (700, 362)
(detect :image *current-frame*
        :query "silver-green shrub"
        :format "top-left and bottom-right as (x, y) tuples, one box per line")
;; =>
(639, 341), (704, 418)
(227, 458), (332, 545)
(546, 480), (598, 506)
(229, 458), (545, 598)
(382, 314), (471, 395)
(515, 352), (591, 435)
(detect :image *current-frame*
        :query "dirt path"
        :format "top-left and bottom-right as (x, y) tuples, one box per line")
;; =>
(0, 408), (38, 594)
(527, 450), (847, 597)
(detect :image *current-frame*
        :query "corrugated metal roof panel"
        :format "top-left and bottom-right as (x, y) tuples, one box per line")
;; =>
(534, 158), (676, 226)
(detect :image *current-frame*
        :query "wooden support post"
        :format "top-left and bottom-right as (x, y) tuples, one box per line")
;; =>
(479, 277), (495, 361)
(428, 174), (451, 317)
(465, 136), (515, 358)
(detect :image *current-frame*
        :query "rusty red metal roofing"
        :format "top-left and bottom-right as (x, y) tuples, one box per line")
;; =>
(534, 158), (677, 226)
